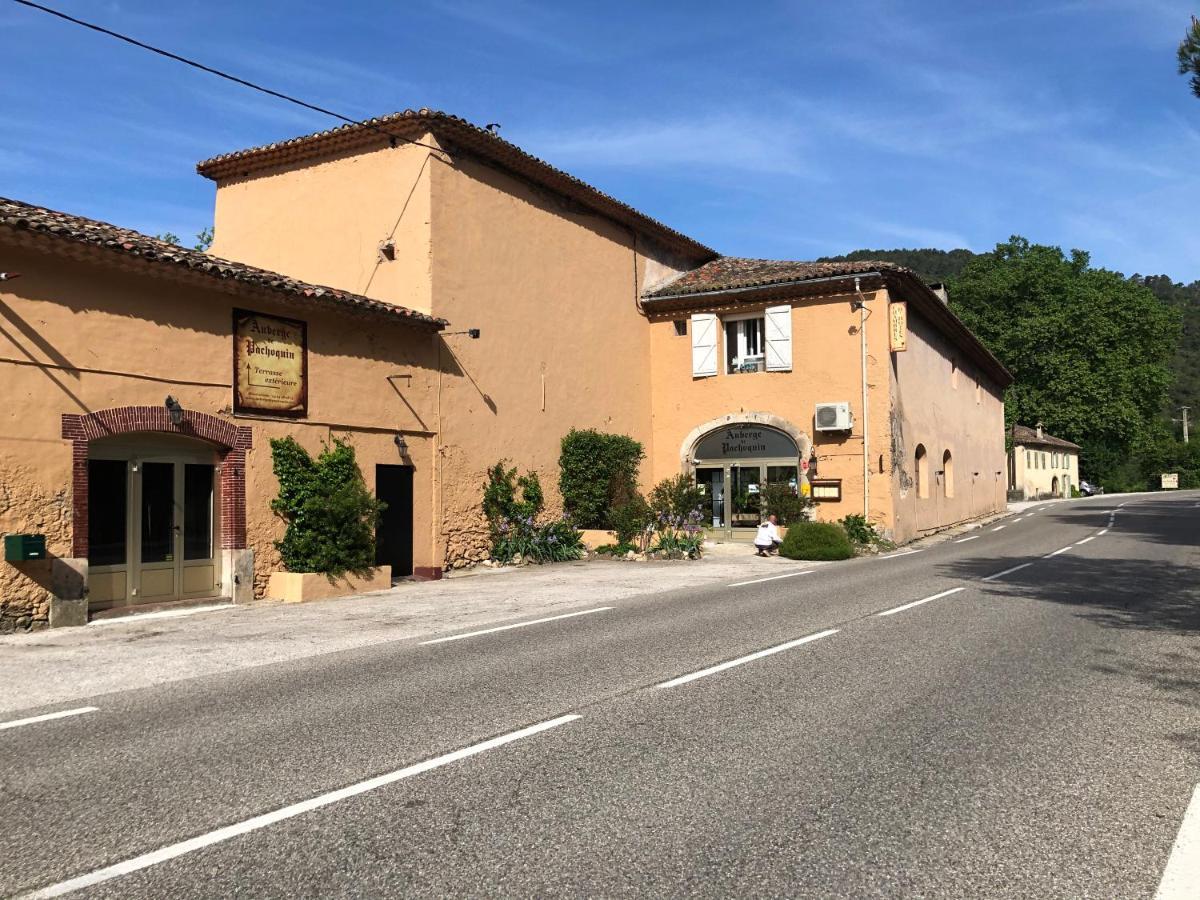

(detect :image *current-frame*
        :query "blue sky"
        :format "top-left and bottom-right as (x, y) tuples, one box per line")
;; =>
(3, 0), (1199, 280)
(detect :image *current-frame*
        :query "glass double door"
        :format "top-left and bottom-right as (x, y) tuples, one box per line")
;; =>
(695, 462), (799, 538)
(88, 449), (219, 611)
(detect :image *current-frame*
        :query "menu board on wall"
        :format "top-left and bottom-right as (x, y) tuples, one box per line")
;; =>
(233, 309), (308, 417)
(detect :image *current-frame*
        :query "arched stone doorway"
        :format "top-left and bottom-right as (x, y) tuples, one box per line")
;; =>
(682, 414), (811, 538)
(61, 407), (252, 612)
(1051, 475), (1059, 498)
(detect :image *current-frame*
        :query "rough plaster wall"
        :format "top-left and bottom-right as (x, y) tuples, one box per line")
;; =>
(428, 156), (692, 569)
(0, 457), (70, 630)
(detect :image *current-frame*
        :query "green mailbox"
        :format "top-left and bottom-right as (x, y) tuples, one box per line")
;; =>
(4, 534), (46, 562)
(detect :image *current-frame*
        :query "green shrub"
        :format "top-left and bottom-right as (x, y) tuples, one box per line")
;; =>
(779, 521), (855, 561)
(482, 462), (543, 535)
(483, 461), (583, 564)
(270, 436), (384, 577)
(559, 429), (644, 528)
(647, 474), (704, 523)
(838, 514), (875, 545)
(609, 493), (652, 547)
(595, 542), (638, 556)
(760, 482), (812, 525)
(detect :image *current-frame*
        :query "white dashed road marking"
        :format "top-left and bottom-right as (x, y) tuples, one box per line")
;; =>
(421, 608), (613, 644)
(0, 707), (98, 732)
(729, 570), (814, 587)
(982, 562), (1033, 582)
(954, 536), (980, 544)
(1044, 546), (1073, 558)
(876, 587), (965, 618)
(657, 629), (839, 689)
(26, 714), (583, 898)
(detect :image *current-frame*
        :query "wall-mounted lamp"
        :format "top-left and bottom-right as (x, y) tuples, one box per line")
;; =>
(393, 434), (409, 455)
(0, 272), (23, 281)
(164, 395), (184, 426)
(445, 328), (481, 339)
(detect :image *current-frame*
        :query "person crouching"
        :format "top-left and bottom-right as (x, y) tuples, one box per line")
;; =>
(754, 514), (782, 557)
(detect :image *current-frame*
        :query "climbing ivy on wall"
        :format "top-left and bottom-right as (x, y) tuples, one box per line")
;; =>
(269, 436), (384, 576)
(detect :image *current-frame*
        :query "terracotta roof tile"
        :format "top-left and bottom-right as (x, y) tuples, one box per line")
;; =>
(196, 108), (716, 261)
(1011, 425), (1081, 450)
(644, 257), (904, 298)
(0, 197), (446, 328)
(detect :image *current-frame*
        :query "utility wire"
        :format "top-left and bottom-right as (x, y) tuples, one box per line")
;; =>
(10, 0), (448, 156)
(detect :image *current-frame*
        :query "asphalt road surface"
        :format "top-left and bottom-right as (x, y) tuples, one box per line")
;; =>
(3, 492), (1199, 898)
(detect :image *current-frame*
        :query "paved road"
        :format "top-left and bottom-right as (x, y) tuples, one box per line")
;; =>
(3, 492), (1198, 898)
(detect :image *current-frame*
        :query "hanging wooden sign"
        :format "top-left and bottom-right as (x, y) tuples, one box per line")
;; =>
(233, 309), (308, 417)
(889, 302), (908, 352)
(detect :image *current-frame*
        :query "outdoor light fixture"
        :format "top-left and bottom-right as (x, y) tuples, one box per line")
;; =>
(445, 328), (482, 339)
(394, 434), (409, 455)
(164, 395), (184, 426)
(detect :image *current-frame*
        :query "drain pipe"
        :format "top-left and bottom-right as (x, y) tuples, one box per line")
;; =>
(855, 277), (870, 520)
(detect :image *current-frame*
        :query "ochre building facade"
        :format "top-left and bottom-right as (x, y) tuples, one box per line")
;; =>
(0, 109), (1011, 630)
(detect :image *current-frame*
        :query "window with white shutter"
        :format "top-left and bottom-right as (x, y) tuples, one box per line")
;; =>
(690, 313), (718, 378)
(764, 304), (793, 372)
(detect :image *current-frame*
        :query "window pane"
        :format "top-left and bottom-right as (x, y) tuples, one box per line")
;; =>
(184, 464), (214, 560)
(746, 319), (762, 356)
(141, 462), (175, 564)
(767, 466), (798, 487)
(87, 459), (127, 567)
(725, 320), (738, 372)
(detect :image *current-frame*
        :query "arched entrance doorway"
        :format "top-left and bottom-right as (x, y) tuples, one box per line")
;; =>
(1051, 475), (1059, 498)
(62, 406), (252, 613)
(690, 423), (801, 538)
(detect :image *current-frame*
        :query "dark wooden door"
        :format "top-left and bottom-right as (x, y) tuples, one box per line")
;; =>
(375, 464), (413, 577)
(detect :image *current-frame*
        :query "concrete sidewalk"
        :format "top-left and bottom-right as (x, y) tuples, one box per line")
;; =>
(0, 544), (830, 716)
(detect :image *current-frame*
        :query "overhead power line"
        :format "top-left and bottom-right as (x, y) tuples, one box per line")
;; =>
(10, 0), (447, 156)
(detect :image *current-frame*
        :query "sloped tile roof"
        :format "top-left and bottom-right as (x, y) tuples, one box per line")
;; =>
(1011, 424), (1081, 450)
(196, 108), (716, 261)
(645, 257), (904, 298)
(0, 197), (445, 328)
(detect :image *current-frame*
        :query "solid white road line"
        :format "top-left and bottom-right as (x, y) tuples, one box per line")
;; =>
(0, 707), (98, 732)
(656, 629), (839, 689)
(876, 587), (965, 618)
(421, 608), (612, 644)
(27, 714), (582, 899)
(728, 570), (814, 587)
(954, 535), (980, 544)
(1044, 546), (1073, 558)
(89, 603), (235, 627)
(982, 562), (1033, 582)
(886, 548), (925, 558)
(1156, 784), (1200, 900)
(1076, 536), (1096, 545)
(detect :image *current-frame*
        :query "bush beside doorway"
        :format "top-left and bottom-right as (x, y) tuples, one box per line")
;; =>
(779, 522), (855, 561)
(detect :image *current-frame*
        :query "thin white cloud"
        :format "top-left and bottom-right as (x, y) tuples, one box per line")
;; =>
(521, 116), (823, 180)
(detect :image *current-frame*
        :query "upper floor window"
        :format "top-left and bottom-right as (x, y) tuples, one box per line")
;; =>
(690, 307), (792, 378)
(725, 315), (764, 374)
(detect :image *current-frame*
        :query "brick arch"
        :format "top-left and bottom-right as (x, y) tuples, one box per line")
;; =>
(61, 407), (252, 559)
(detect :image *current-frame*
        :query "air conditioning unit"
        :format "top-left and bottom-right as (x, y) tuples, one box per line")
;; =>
(815, 402), (853, 432)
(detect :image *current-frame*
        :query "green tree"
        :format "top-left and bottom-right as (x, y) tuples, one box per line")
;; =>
(1179, 15), (1200, 99)
(194, 226), (214, 252)
(949, 237), (1181, 482)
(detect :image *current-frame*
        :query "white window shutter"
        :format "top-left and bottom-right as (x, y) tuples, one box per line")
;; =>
(764, 305), (793, 371)
(691, 313), (718, 377)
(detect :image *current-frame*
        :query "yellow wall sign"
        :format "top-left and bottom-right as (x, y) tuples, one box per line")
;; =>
(889, 301), (907, 352)
(233, 309), (308, 417)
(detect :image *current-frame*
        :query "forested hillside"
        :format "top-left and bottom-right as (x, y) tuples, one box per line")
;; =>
(818, 248), (977, 282)
(822, 245), (1200, 488)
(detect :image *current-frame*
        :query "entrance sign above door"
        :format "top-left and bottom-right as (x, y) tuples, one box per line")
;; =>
(233, 309), (308, 417)
(694, 425), (797, 461)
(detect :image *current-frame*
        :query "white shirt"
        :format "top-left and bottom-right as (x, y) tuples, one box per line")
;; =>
(754, 521), (781, 547)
